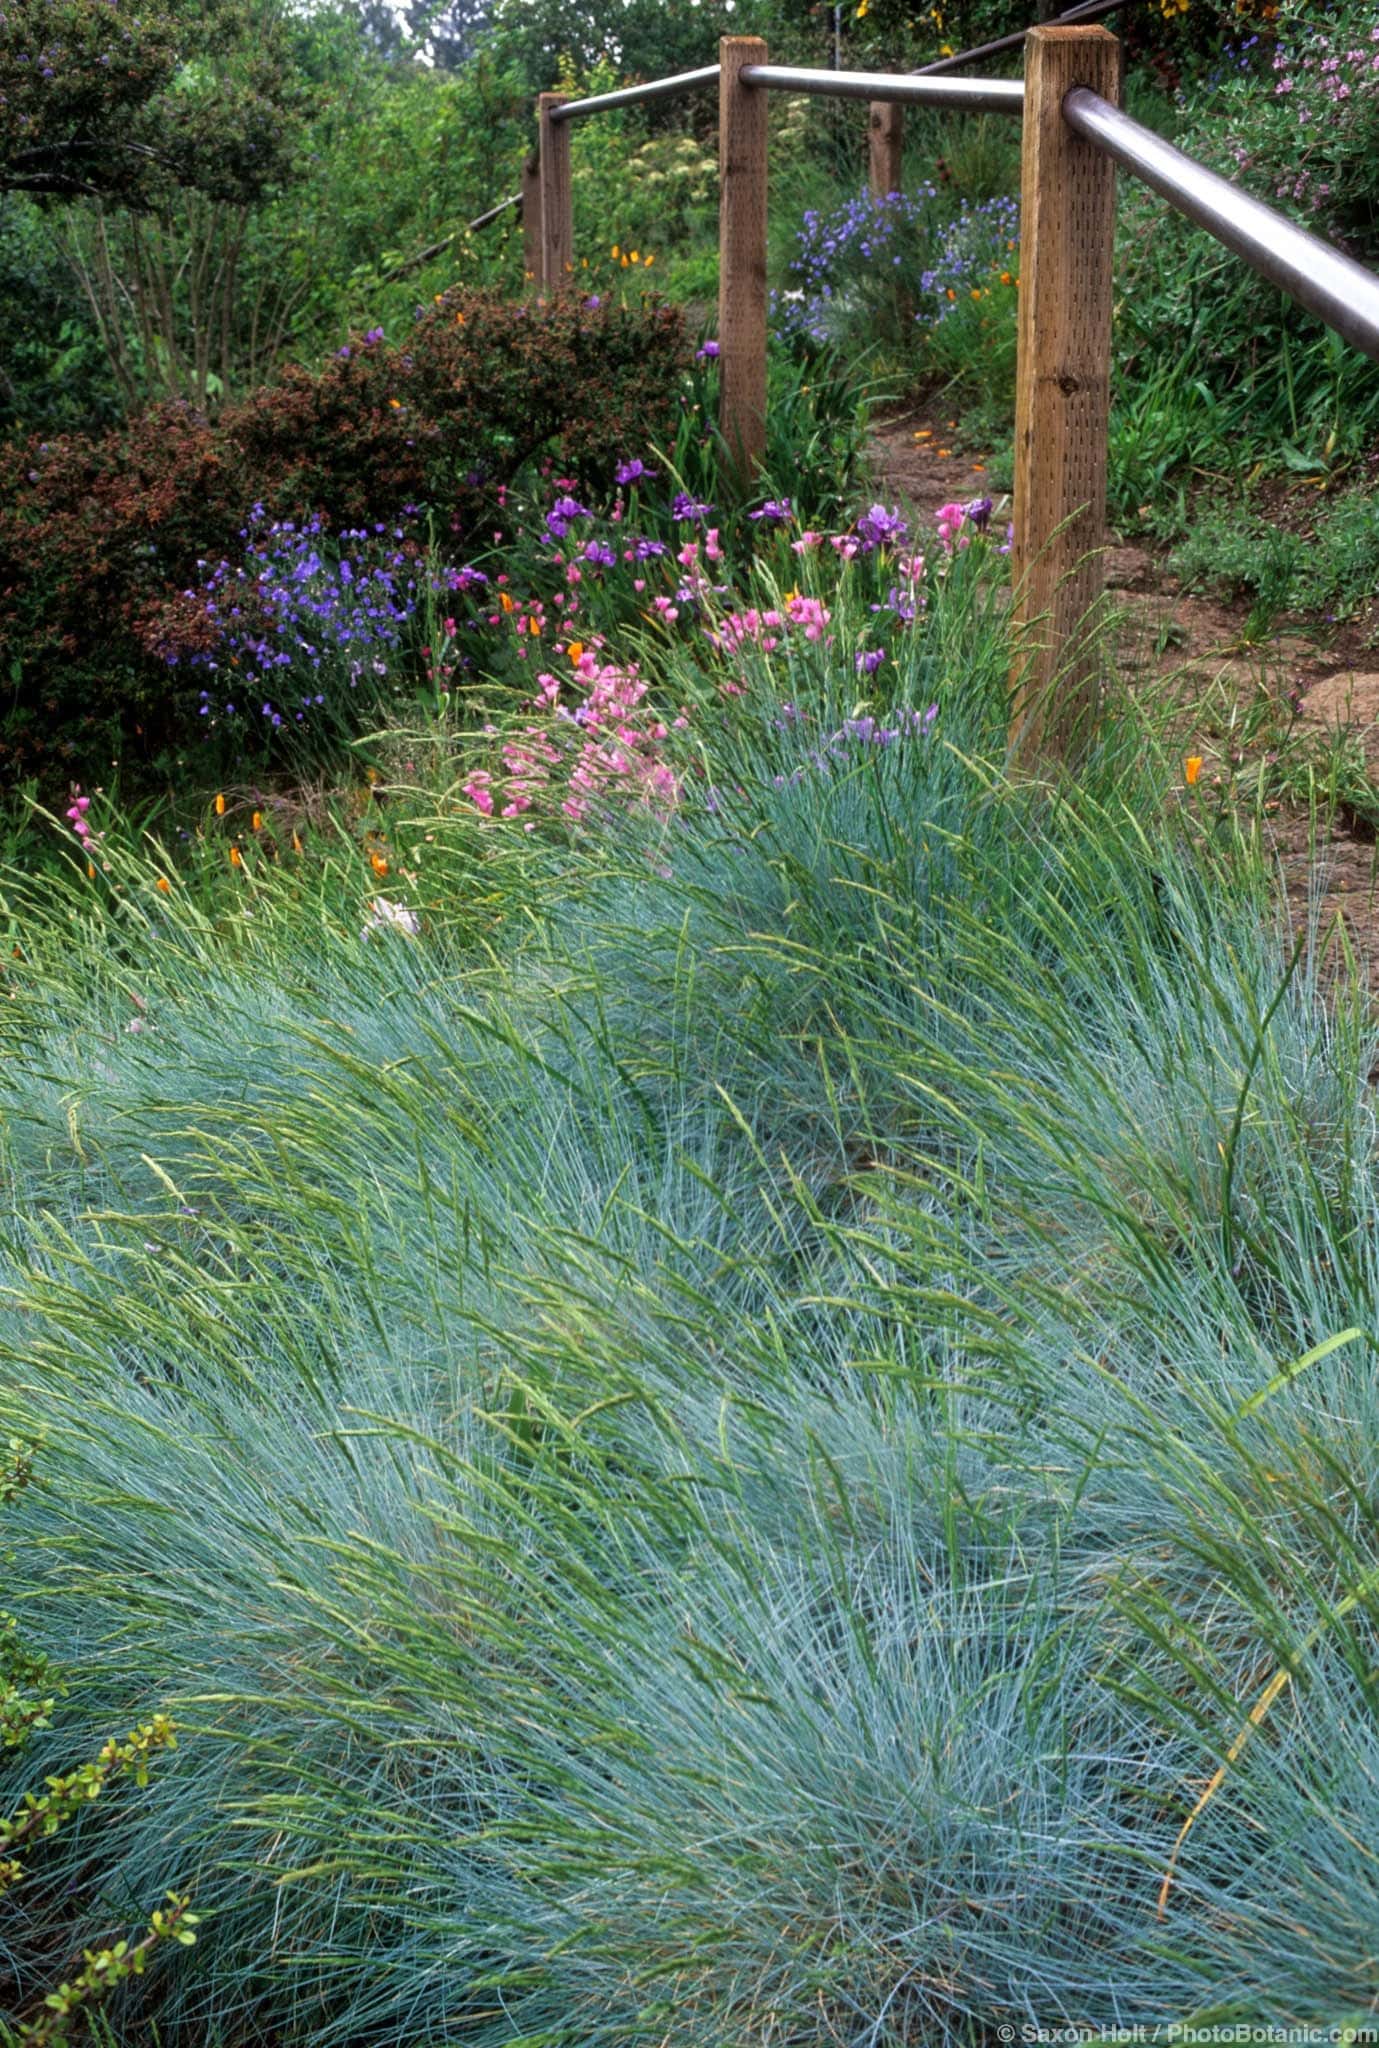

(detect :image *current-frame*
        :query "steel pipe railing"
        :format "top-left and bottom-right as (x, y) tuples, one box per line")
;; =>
(550, 64), (721, 123)
(468, 193), (521, 231)
(914, 0), (1131, 77)
(1063, 89), (1379, 364)
(738, 65), (1024, 113)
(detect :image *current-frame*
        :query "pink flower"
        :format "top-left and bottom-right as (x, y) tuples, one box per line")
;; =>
(935, 502), (971, 553)
(791, 531), (824, 554)
(704, 528), (724, 563)
(786, 594), (831, 642)
(462, 771), (495, 816)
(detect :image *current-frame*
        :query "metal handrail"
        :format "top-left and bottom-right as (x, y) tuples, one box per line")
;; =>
(914, 0), (1130, 77)
(1063, 89), (1379, 364)
(738, 65), (1024, 112)
(468, 193), (521, 231)
(550, 64), (722, 124)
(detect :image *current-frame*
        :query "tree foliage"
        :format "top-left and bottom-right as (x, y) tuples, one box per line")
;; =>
(0, 0), (311, 207)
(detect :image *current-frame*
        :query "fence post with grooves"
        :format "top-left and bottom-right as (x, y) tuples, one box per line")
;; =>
(1010, 23), (1120, 764)
(719, 37), (769, 482)
(521, 150), (541, 285)
(868, 101), (904, 200)
(537, 93), (572, 289)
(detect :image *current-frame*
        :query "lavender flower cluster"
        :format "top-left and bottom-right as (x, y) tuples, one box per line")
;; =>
(916, 195), (1020, 328)
(178, 513), (418, 734)
(771, 185), (938, 349)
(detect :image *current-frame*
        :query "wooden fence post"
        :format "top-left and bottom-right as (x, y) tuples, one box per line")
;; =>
(1010, 23), (1120, 765)
(520, 150), (541, 286)
(537, 93), (573, 290)
(719, 37), (769, 482)
(868, 101), (904, 200)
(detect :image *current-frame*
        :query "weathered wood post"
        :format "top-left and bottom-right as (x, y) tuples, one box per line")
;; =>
(719, 37), (769, 482)
(520, 150), (541, 285)
(868, 101), (904, 200)
(537, 92), (573, 290)
(1010, 23), (1121, 764)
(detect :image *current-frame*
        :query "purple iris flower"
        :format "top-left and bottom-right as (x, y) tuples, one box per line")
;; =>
(614, 458), (658, 486)
(582, 538), (617, 568)
(856, 503), (909, 552)
(966, 494), (994, 532)
(856, 648), (886, 675)
(696, 340), (721, 360)
(672, 493), (713, 524)
(545, 494), (592, 540)
(749, 498), (793, 525)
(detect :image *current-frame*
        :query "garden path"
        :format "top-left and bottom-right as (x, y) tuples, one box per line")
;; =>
(869, 409), (1379, 990)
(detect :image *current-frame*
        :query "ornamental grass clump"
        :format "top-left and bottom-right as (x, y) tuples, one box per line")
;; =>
(4, 531), (1379, 2038)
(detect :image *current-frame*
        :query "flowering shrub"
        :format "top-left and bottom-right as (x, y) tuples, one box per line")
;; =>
(0, 291), (690, 786)
(772, 186), (938, 353)
(1236, 8), (1379, 251)
(151, 512), (422, 755)
(772, 183), (1020, 406)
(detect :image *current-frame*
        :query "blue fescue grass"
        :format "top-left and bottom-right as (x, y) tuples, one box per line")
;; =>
(2, 561), (1379, 2041)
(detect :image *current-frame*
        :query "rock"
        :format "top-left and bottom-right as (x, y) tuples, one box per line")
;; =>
(1300, 671), (1379, 731)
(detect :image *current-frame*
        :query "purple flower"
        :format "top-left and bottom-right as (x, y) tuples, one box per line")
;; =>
(855, 503), (909, 552)
(749, 498), (793, 525)
(695, 340), (721, 360)
(582, 538), (617, 568)
(672, 493), (713, 524)
(614, 458), (658, 486)
(545, 494), (592, 540)
(363, 326), (385, 346)
(855, 648), (886, 675)
(966, 495), (994, 532)
(449, 564), (489, 592)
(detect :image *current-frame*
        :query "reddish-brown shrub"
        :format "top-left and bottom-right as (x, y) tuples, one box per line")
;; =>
(0, 290), (689, 785)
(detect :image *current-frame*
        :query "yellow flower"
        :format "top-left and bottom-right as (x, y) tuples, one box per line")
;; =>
(229, 845), (243, 868)
(643, 253), (655, 268)
(1185, 755), (1203, 786)
(611, 244), (620, 260)
(629, 250), (640, 265)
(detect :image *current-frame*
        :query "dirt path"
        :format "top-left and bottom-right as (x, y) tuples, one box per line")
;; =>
(869, 410), (1379, 988)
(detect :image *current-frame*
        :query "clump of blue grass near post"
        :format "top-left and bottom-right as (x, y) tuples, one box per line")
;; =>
(4, 0), (1379, 2042)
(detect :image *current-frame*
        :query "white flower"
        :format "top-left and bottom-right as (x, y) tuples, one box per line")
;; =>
(362, 896), (420, 941)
